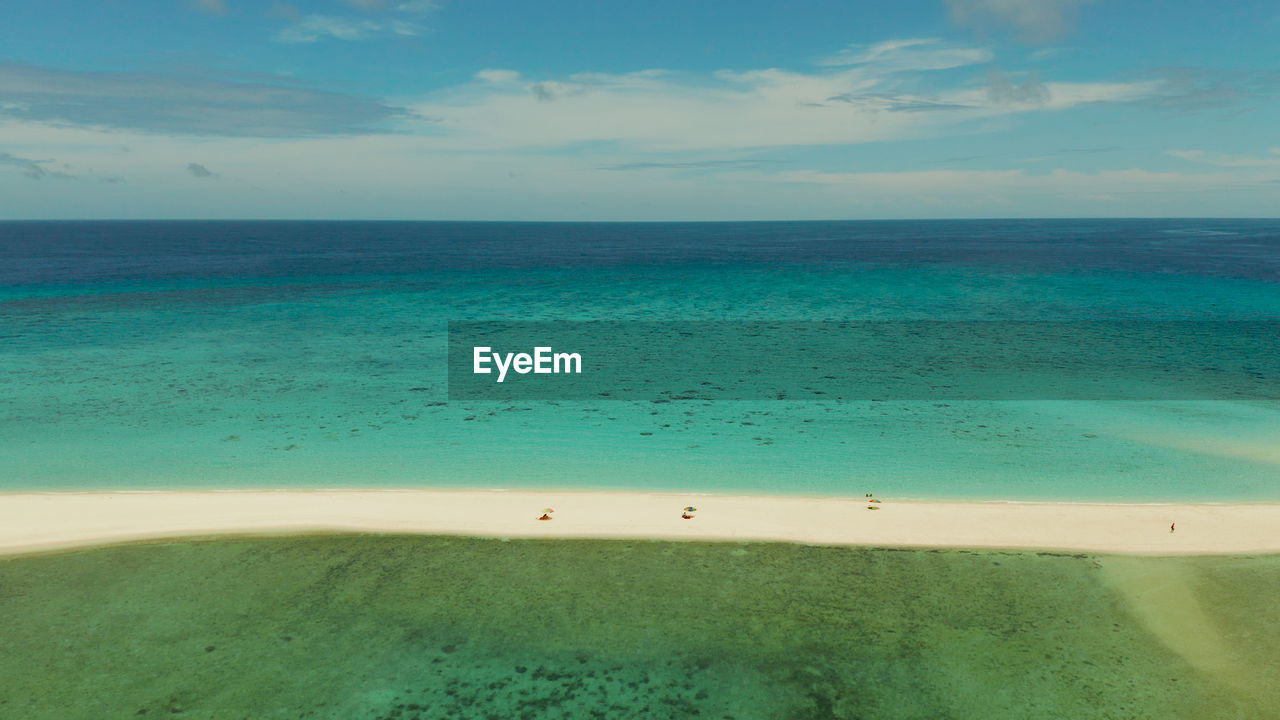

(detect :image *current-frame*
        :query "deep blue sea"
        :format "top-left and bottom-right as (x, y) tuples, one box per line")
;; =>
(2, 219), (1278, 499)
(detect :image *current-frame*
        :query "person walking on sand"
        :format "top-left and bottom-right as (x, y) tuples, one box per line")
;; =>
(1170, 522), (1175, 533)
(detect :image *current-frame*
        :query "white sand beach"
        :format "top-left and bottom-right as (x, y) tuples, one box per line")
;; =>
(1, 490), (1278, 557)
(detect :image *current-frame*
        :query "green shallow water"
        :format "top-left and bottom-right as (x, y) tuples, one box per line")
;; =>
(1, 536), (1277, 719)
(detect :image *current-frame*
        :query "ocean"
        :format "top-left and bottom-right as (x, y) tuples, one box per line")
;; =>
(4, 220), (1280, 719)
(2, 219), (1278, 499)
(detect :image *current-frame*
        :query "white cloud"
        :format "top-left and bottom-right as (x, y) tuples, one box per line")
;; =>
(1167, 149), (1280, 167)
(986, 68), (1048, 105)
(946, 79), (1160, 112)
(3, 117), (1277, 220)
(729, 167), (1255, 192)
(709, 165), (1280, 217)
(273, 14), (426, 43)
(6, 34), (1269, 220)
(274, 15), (382, 43)
(7, 37), (1158, 147)
(475, 69), (520, 83)
(403, 63), (1159, 153)
(819, 38), (994, 71)
(406, 68), (909, 152)
(390, 20), (421, 36)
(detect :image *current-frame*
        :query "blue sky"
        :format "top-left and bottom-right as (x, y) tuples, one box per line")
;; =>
(1, 0), (1278, 219)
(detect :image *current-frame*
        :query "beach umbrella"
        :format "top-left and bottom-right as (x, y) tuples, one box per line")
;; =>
(684, 506), (697, 512)
(543, 508), (555, 513)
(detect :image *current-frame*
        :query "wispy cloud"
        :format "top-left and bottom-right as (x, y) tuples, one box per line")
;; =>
(0, 151), (60, 179)
(1057, 146), (1123, 154)
(948, 78), (1157, 112)
(0, 150), (126, 184)
(986, 68), (1049, 105)
(529, 80), (593, 102)
(721, 166), (1280, 208)
(275, 0), (441, 42)
(1167, 148), (1280, 168)
(9, 29), (1270, 220)
(406, 59), (1159, 153)
(930, 146), (1125, 166)
(599, 159), (760, 172)
(819, 38), (993, 71)
(274, 15), (395, 42)
(0, 63), (409, 137)
(1144, 67), (1280, 112)
(2, 40), (1163, 165)
(946, 0), (1094, 43)
(475, 69), (520, 83)
(823, 93), (973, 113)
(923, 155), (991, 165)
(2, 123), (1275, 220)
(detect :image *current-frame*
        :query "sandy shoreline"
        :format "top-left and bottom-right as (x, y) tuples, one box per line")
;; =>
(1, 490), (1278, 557)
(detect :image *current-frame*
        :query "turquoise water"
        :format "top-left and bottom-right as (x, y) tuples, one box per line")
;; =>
(2, 535), (1277, 719)
(5, 221), (1280, 719)
(2, 220), (1279, 499)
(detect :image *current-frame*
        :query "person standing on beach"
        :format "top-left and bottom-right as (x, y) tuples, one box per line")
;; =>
(1170, 523), (1175, 533)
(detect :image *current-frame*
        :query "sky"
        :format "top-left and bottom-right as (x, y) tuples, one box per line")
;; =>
(1, 0), (1278, 220)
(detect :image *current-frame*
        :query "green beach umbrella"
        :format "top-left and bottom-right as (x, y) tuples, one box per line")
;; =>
(684, 506), (697, 512)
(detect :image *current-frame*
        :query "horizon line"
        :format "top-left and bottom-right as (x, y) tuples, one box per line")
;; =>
(3, 217), (1279, 224)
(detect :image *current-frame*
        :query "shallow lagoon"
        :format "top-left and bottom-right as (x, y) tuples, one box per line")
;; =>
(2, 535), (1276, 719)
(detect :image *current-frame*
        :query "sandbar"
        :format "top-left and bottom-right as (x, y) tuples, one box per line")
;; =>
(1, 490), (1278, 557)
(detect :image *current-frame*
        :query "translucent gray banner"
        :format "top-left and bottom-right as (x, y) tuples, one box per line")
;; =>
(447, 321), (1280, 400)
